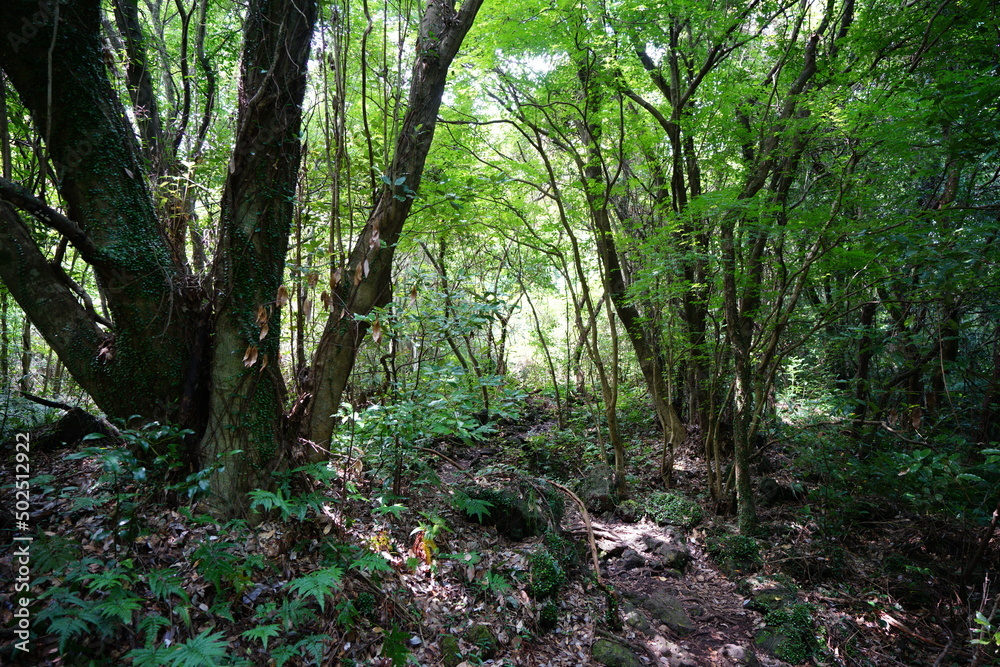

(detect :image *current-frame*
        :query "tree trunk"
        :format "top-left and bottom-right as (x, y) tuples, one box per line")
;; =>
(303, 0), (484, 452)
(200, 0), (317, 515)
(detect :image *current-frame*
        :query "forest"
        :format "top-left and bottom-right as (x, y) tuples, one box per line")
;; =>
(0, 0), (998, 664)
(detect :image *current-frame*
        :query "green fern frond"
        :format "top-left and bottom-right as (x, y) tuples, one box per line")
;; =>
(287, 566), (344, 612)
(146, 569), (190, 604)
(166, 628), (230, 667)
(241, 623), (281, 650)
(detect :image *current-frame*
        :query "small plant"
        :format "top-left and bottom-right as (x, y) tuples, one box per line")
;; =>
(645, 491), (703, 527)
(529, 550), (566, 599)
(539, 600), (559, 630)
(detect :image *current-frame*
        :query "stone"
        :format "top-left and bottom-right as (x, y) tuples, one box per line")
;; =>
(578, 464), (618, 514)
(464, 624), (497, 660)
(620, 548), (646, 570)
(641, 533), (691, 571)
(719, 643), (761, 666)
(592, 638), (645, 667)
(625, 589), (697, 635)
(439, 634), (462, 667)
(650, 636), (698, 667)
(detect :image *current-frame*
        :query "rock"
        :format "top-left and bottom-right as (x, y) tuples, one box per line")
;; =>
(459, 479), (564, 540)
(620, 548), (646, 570)
(464, 624), (497, 660)
(719, 643), (761, 666)
(592, 638), (644, 667)
(641, 533), (691, 572)
(439, 634), (462, 667)
(577, 464), (618, 514)
(622, 601), (652, 634)
(748, 587), (796, 614)
(625, 589), (696, 635)
(651, 636), (698, 667)
(759, 478), (806, 506)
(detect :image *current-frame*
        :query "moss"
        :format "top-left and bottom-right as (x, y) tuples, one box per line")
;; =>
(539, 600), (559, 631)
(707, 534), (762, 576)
(645, 491), (703, 527)
(761, 603), (818, 663)
(529, 550), (565, 599)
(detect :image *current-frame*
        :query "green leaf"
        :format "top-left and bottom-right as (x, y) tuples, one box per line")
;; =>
(287, 566), (344, 612)
(242, 623), (281, 650)
(166, 629), (230, 667)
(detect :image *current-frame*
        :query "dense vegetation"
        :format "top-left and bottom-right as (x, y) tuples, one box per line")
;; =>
(0, 0), (998, 664)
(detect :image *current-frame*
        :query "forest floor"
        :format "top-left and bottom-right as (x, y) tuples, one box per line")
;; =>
(1, 397), (997, 666)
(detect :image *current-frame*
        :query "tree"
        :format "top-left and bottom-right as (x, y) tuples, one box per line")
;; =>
(0, 0), (483, 516)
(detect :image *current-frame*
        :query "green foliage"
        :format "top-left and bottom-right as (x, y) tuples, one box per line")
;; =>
(644, 492), (704, 528)
(452, 488), (494, 522)
(708, 535), (763, 575)
(241, 624), (281, 650)
(529, 550), (566, 599)
(191, 540), (259, 596)
(286, 566), (344, 612)
(763, 603), (819, 664)
(129, 629), (233, 667)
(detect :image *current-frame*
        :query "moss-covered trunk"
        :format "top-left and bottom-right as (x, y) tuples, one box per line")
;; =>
(0, 0), (192, 422)
(200, 0), (316, 516)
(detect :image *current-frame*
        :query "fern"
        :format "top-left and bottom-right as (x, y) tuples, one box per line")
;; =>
(453, 491), (493, 522)
(136, 614), (171, 647)
(242, 623), (281, 650)
(166, 629), (230, 667)
(273, 634), (327, 667)
(96, 588), (143, 624)
(287, 566), (344, 612)
(146, 569), (190, 604)
(349, 550), (393, 574)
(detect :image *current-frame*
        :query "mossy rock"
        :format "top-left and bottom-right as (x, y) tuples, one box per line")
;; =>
(756, 603), (818, 663)
(461, 478), (564, 540)
(748, 587), (797, 614)
(439, 634), (462, 667)
(591, 638), (644, 667)
(645, 491), (704, 528)
(707, 534), (762, 577)
(464, 624), (497, 659)
(624, 589), (696, 635)
(576, 464), (618, 513)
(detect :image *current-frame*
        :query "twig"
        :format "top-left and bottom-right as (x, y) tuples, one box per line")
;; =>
(879, 612), (945, 647)
(545, 479), (602, 586)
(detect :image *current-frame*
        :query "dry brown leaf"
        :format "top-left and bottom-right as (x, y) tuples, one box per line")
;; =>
(276, 285), (290, 307)
(260, 353), (269, 370)
(303, 299), (312, 321)
(354, 262), (363, 285)
(243, 344), (258, 367)
(321, 291), (331, 310)
(259, 321), (269, 340)
(333, 267), (342, 284)
(372, 318), (382, 343)
(362, 259), (370, 278)
(256, 305), (268, 326)
(409, 286), (418, 310)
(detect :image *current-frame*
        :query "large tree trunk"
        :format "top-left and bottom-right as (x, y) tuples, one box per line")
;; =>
(0, 0), (316, 519)
(303, 0), (485, 452)
(200, 0), (317, 515)
(0, 0), (191, 421)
